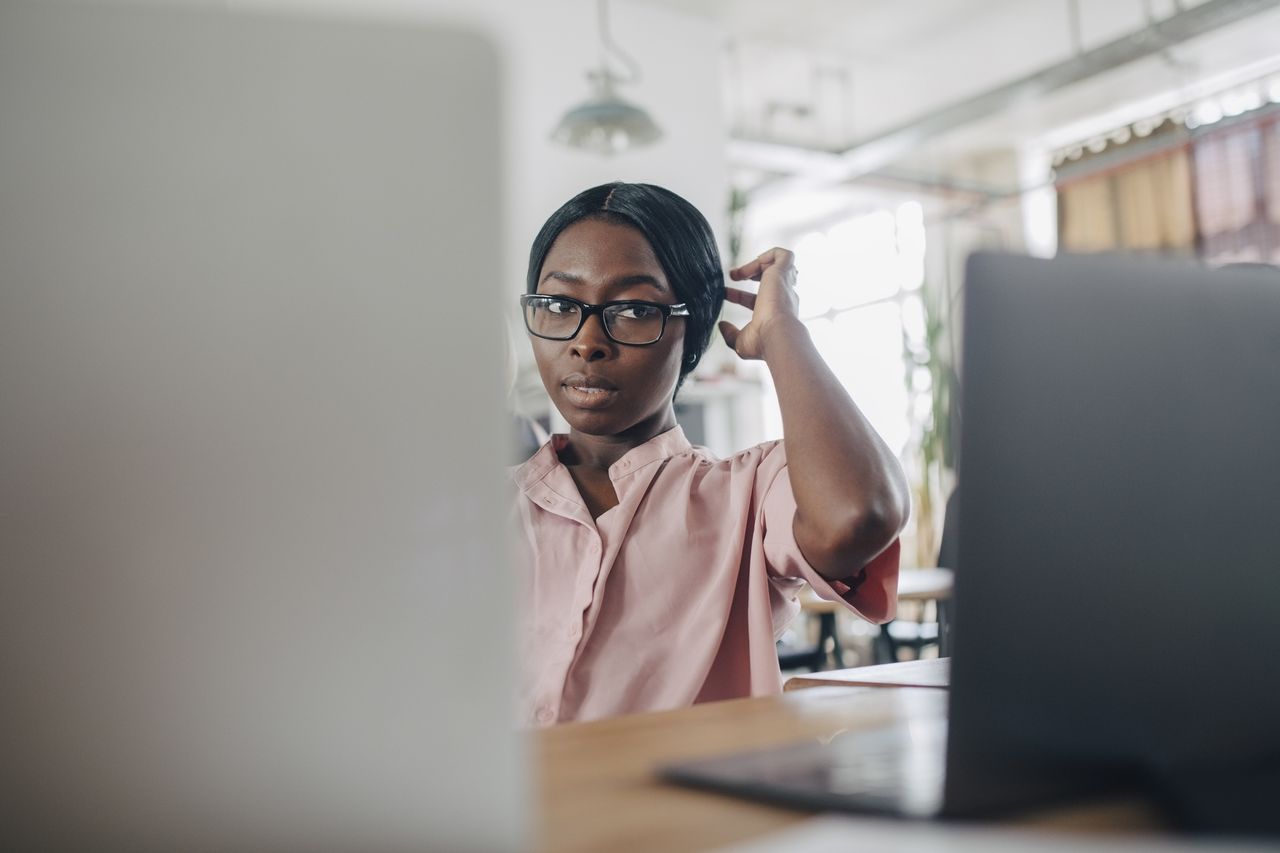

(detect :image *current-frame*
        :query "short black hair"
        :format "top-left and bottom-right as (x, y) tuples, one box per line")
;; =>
(526, 182), (725, 389)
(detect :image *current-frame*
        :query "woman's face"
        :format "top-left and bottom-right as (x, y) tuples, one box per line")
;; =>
(530, 218), (685, 438)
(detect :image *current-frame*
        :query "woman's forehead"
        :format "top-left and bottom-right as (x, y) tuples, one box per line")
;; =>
(540, 219), (667, 286)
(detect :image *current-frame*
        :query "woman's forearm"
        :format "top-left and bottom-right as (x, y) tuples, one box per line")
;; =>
(720, 246), (910, 581)
(760, 317), (910, 579)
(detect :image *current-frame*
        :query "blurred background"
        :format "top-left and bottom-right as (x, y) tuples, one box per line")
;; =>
(267, 0), (1280, 663)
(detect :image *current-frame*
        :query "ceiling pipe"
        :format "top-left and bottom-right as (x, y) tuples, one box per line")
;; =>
(735, 0), (1280, 201)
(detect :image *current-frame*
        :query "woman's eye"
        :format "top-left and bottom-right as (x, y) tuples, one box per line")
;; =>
(545, 299), (577, 315)
(616, 304), (657, 320)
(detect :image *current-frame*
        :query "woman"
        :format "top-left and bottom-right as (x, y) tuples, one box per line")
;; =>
(512, 182), (909, 726)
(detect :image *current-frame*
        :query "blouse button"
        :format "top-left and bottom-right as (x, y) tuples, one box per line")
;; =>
(535, 706), (556, 725)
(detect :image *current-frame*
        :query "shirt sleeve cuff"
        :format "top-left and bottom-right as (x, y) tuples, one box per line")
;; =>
(803, 539), (901, 625)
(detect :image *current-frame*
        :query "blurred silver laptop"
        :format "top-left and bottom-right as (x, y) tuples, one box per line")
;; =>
(0, 3), (522, 850)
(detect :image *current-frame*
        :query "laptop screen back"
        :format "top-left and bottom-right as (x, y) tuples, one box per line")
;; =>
(945, 252), (1280, 817)
(0, 4), (522, 849)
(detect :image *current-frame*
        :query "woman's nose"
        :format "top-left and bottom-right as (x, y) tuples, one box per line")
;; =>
(569, 312), (613, 361)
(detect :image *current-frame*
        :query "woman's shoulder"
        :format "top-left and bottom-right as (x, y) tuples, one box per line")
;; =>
(678, 438), (786, 476)
(727, 437), (785, 463)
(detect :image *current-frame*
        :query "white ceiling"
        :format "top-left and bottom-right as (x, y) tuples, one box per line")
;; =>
(632, 0), (1280, 182)
(637, 0), (1022, 62)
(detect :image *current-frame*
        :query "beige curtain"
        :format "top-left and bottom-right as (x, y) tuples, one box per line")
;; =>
(1058, 147), (1195, 254)
(1059, 115), (1280, 262)
(1113, 148), (1196, 251)
(1058, 174), (1118, 252)
(1265, 121), (1280, 263)
(1267, 122), (1280, 224)
(1193, 128), (1259, 237)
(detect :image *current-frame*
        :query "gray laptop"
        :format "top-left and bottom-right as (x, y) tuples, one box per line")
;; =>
(664, 252), (1280, 835)
(0, 4), (523, 850)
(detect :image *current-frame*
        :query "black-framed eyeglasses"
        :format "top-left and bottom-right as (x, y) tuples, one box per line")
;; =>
(520, 294), (689, 346)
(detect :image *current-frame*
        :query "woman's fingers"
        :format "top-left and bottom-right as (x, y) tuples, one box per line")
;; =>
(724, 286), (757, 309)
(729, 258), (766, 281)
(730, 247), (796, 282)
(718, 320), (741, 351)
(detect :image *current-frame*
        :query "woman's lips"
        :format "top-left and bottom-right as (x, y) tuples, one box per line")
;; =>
(561, 374), (619, 409)
(562, 382), (619, 409)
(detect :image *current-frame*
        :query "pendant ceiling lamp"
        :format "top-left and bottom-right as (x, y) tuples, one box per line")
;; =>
(551, 0), (662, 155)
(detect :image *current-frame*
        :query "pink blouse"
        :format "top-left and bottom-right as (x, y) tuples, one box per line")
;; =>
(510, 426), (899, 727)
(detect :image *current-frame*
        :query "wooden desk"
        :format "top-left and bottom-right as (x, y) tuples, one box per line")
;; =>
(785, 656), (950, 691)
(536, 686), (1162, 853)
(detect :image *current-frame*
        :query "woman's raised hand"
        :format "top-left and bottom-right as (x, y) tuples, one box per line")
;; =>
(719, 247), (803, 361)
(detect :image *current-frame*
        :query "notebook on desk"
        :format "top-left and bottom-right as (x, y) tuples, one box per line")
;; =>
(663, 252), (1280, 836)
(0, 4), (523, 849)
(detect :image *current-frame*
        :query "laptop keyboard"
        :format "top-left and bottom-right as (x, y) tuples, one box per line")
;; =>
(664, 718), (948, 819)
(823, 721), (947, 815)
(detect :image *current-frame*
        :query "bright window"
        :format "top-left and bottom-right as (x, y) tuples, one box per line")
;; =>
(759, 201), (926, 461)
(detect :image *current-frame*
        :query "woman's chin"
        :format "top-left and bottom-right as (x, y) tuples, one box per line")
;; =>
(560, 410), (626, 436)
(557, 405), (675, 441)
(553, 389), (630, 436)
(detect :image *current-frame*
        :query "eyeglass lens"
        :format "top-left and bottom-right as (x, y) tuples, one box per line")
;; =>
(524, 298), (666, 345)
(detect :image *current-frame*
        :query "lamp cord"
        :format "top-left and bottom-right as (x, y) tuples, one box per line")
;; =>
(596, 0), (643, 85)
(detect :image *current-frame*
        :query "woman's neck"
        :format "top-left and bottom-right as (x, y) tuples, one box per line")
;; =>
(561, 406), (677, 470)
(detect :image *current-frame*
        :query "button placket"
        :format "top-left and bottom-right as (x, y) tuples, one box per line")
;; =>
(573, 533), (603, 614)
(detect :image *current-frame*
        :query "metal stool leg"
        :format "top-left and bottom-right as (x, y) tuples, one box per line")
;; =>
(816, 612), (844, 669)
(873, 622), (898, 664)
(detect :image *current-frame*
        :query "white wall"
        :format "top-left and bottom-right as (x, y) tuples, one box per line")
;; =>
(244, 0), (729, 372)
(501, 1), (729, 278)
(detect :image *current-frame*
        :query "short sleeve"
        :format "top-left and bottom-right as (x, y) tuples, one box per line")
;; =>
(758, 442), (900, 624)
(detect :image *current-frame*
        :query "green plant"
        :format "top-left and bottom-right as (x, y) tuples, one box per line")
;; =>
(726, 184), (748, 268)
(903, 281), (956, 568)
